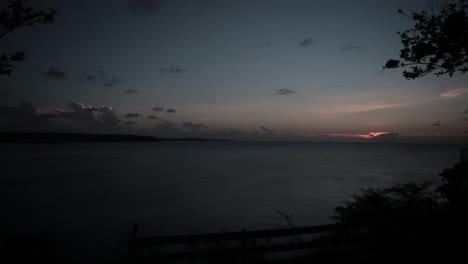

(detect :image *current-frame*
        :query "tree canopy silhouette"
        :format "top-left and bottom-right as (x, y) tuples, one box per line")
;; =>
(384, 0), (468, 79)
(323, 159), (468, 263)
(0, 0), (56, 75)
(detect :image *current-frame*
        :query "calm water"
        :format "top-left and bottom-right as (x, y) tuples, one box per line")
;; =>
(0, 141), (462, 262)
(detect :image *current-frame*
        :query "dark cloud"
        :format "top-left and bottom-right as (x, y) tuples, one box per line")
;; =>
(125, 89), (139, 94)
(464, 109), (468, 114)
(126, 113), (139, 118)
(43, 66), (67, 80)
(259, 126), (275, 136)
(276, 88), (297, 95)
(147, 118), (185, 137)
(166, 108), (177, 113)
(152, 106), (164, 112)
(104, 77), (120, 88)
(341, 45), (368, 53)
(160, 65), (187, 74)
(432, 121), (441, 127)
(58, 102), (121, 133)
(464, 117), (468, 121)
(136, 118), (307, 141)
(0, 102), (53, 132)
(182, 122), (207, 130)
(0, 101), (121, 134)
(299, 38), (317, 47)
(370, 132), (399, 141)
(80, 73), (98, 81)
(1, 102), (304, 141)
(208, 101), (216, 104)
(67, 102), (94, 112)
(79, 70), (120, 87)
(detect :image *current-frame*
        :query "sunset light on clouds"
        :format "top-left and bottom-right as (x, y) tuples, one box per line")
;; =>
(1, 0), (468, 142)
(440, 88), (468, 98)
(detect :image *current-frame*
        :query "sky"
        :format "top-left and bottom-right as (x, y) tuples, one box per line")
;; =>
(1, 0), (468, 142)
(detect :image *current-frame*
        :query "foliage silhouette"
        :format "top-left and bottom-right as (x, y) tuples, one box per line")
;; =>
(383, 0), (468, 79)
(321, 160), (468, 263)
(437, 160), (468, 208)
(1, 232), (62, 263)
(0, 0), (57, 75)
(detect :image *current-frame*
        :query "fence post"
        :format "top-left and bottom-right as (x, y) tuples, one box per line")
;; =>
(127, 223), (138, 257)
(461, 148), (467, 163)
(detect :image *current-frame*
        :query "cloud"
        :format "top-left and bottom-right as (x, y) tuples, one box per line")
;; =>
(432, 121), (441, 127)
(0, 101), (122, 134)
(0, 102), (53, 132)
(147, 118), (187, 137)
(464, 108), (468, 114)
(464, 117), (468, 121)
(259, 126), (275, 136)
(369, 132), (399, 141)
(59, 102), (121, 133)
(440, 88), (468, 98)
(160, 65), (187, 74)
(36, 102), (120, 133)
(152, 106), (164, 112)
(208, 101), (216, 104)
(335, 102), (405, 114)
(104, 77), (120, 87)
(43, 66), (67, 80)
(182, 122), (207, 130)
(79, 70), (121, 87)
(80, 72), (99, 81)
(151, 106), (180, 115)
(299, 38), (317, 47)
(275, 88), (297, 95)
(67, 102), (93, 112)
(125, 89), (139, 94)
(341, 45), (368, 53)
(1, 103), (305, 141)
(126, 113), (139, 118)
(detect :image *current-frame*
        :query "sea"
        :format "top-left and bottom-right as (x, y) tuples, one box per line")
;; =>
(0, 141), (463, 262)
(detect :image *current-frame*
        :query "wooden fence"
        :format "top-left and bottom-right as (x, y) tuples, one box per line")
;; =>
(127, 223), (354, 263)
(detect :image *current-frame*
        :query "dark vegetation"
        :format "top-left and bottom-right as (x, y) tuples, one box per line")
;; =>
(317, 160), (468, 263)
(0, 0), (57, 75)
(383, 0), (468, 79)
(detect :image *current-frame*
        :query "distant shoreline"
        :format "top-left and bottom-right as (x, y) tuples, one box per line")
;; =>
(0, 132), (231, 143)
(0, 132), (467, 145)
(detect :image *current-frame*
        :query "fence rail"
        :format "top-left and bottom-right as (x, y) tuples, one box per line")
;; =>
(127, 224), (349, 263)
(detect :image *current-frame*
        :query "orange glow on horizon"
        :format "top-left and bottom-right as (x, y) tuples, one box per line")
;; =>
(324, 131), (392, 139)
(368, 131), (389, 138)
(326, 133), (373, 139)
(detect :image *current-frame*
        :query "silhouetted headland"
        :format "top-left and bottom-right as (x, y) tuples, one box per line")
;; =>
(0, 132), (231, 143)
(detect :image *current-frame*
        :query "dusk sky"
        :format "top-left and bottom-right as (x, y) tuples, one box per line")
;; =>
(1, 0), (468, 141)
